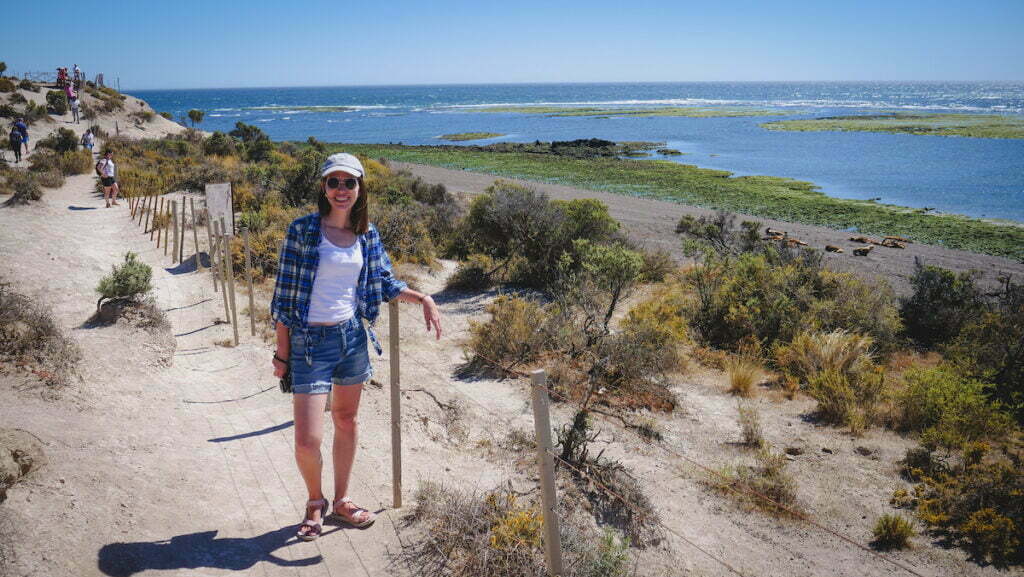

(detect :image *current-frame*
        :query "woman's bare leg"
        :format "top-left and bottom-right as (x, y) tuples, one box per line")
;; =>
(294, 393), (329, 512)
(111, 183), (121, 205)
(330, 383), (363, 500)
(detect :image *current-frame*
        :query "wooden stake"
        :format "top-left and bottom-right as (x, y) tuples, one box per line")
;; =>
(220, 217), (240, 346)
(242, 227), (256, 336)
(163, 204), (170, 256)
(179, 196), (187, 263)
(143, 194), (152, 235)
(389, 300), (402, 509)
(190, 198), (201, 273)
(171, 201), (179, 263)
(155, 198), (164, 247)
(137, 192), (147, 227)
(531, 369), (564, 577)
(213, 220), (231, 322)
(205, 208), (219, 293)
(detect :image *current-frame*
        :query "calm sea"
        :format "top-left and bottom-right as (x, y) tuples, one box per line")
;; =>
(128, 82), (1024, 223)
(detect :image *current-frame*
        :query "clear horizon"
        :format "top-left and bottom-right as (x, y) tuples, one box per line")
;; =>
(6, 0), (1023, 90)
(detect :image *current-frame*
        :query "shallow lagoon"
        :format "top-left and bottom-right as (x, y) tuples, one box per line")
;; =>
(131, 82), (1024, 222)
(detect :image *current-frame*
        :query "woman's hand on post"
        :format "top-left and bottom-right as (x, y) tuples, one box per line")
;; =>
(421, 295), (442, 340)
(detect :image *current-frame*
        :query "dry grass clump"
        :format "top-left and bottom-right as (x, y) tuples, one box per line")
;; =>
(0, 282), (81, 386)
(871, 514), (915, 550)
(774, 330), (875, 384)
(400, 481), (635, 577)
(737, 402), (765, 448)
(725, 355), (764, 397)
(707, 446), (799, 516)
(1, 170), (42, 205)
(806, 369), (886, 435)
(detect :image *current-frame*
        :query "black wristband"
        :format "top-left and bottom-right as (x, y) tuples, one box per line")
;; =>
(273, 354), (289, 365)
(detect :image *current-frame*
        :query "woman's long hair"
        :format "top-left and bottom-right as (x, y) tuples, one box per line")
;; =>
(318, 176), (369, 235)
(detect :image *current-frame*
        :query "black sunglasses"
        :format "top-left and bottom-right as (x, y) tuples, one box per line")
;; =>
(326, 177), (358, 191)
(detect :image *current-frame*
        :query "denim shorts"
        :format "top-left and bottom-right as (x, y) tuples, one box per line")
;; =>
(289, 317), (372, 395)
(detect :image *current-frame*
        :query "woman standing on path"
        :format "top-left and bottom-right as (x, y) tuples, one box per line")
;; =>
(270, 152), (443, 541)
(96, 150), (120, 207)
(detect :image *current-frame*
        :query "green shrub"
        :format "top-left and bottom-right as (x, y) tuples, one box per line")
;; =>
(130, 110), (155, 123)
(96, 252), (153, 308)
(893, 366), (1013, 450)
(45, 90), (68, 115)
(901, 261), (984, 348)
(871, 514), (914, 550)
(36, 127), (78, 153)
(17, 79), (37, 92)
(0, 103), (15, 118)
(637, 247), (675, 282)
(466, 296), (551, 375)
(22, 101), (47, 124)
(372, 202), (436, 265)
(57, 150), (92, 175)
(0, 78), (14, 92)
(159, 111), (173, 120)
(1, 170), (42, 204)
(7, 92), (27, 104)
(203, 131), (236, 156)
(447, 253), (498, 290)
(553, 197), (619, 246)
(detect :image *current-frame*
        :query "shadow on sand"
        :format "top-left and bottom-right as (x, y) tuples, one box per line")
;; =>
(97, 527), (322, 577)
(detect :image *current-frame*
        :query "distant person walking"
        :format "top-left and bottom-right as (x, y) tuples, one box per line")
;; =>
(81, 129), (94, 153)
(96, 150), (120, 207)
(270, 152), (443, 541)
(70, 95), (80, 124)
(14, 118), (28, 155)
(73, 64), (81, 84)
(9, 126), (23, 163)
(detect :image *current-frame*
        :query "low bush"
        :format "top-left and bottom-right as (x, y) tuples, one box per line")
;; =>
(1, 170), (42, 204)
(892, 366), (1013, 450)
(17, 79), (37, 92)
(45, 90), (68, 115)
(371, 202), (436, 265)
(901, 260), (984, 348)
(0, 281), (81, 385)
(203, 131), (236, 156)
(0, 103), (15, 118)
(22, 101), (47, 124)
(447, 253), (498, 290)
(909, 444), (1023, 567)
(7, 92), (27, 105)
(158, 111), (173, 120)
(0, 78), (14, 92)
(95, 252), (153, 309)
(465, 296), (551, 375)
(621, 280), (691, 345)
(32, 167), (64, 189)
(57, 150), (92, 175)
(36, 127), (78, 153)
(637, 247), (675, 282)
(130, 110), (155, 123)
(871, 514), (914, 550)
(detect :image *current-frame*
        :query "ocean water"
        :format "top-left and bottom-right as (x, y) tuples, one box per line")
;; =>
(129, 82), (1024, 223)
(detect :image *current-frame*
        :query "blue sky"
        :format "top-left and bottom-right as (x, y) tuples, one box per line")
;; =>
(5, 0), (1023, 89)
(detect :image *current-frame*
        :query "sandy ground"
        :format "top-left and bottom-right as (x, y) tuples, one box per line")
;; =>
(0, 97), (1019, 575)
(392, 162), (1024, 295)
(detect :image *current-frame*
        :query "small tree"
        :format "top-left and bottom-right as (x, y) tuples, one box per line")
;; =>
(0, 62), (7, 76)
(96, 252), (153, 309)
(187, 109), (205, 128)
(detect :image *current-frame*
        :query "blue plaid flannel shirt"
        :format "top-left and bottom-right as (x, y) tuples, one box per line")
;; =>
(270, 213), (407, 357)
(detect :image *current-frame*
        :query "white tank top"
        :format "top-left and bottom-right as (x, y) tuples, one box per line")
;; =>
(307, 233), (362, 324)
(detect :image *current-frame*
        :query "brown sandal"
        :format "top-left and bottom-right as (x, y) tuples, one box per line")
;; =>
(297, 498), (328, 541)
(330, 497), (376, 528)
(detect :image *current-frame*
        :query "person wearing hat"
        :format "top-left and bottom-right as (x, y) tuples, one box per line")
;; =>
(270, 152), (443, 541)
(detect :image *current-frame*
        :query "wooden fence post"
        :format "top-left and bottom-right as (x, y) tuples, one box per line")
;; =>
(531, 369), (564, 577)
(179, 196), (187, 263)
(154, 197), (163, 243)
(143, 194), (152, 236)
(163, 204), (170, 256)
(204, 208), (219, 292)
(220, 217), (240, 346)
(213, 220), (232, 324)
(190, 198), (201, 273)
(242, 227), (256, 337)
(389, 300), (402, 509)
(171, 200), (179, 263)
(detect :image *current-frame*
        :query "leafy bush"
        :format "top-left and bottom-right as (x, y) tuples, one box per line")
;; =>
(901, 260), (984, 348)
(774, 330), (875, 385)
(28, 150), (82, 180)
(871, 514), (914, 550)
(447, 253), (498, 290)
(0, 103), (15, 118)
(586, 325), (680, 412)
(465, 297), (551, 375)
(893, 366), (1013, 450)
(0, 282), (82, 385)
(637, 247), (675, 282)
(1, 170), (42, 204)
(21, 101), (47, 124)
(95, 252), (153, 309)
(371, 202), (436, 265)
(17, 79), (37, 92)
(0, 78), (14, 92)
(203, 131), (236, 156)
(130, 110), (155, 123)
(909, 444), (1023, 567)
(57, 150), (92, 175)
(621, 280), (691, 345)
(36, 127), (78, 153)
(45, 90), (68, 115)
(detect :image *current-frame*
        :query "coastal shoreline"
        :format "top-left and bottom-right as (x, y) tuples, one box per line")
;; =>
(391, 160), (1024, 295)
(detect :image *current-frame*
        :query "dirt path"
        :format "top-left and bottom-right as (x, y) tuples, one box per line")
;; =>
(392, 161), (1024, 294)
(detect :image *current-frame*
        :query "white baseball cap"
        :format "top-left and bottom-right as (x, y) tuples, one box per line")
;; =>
(321, 152), (364, 178)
